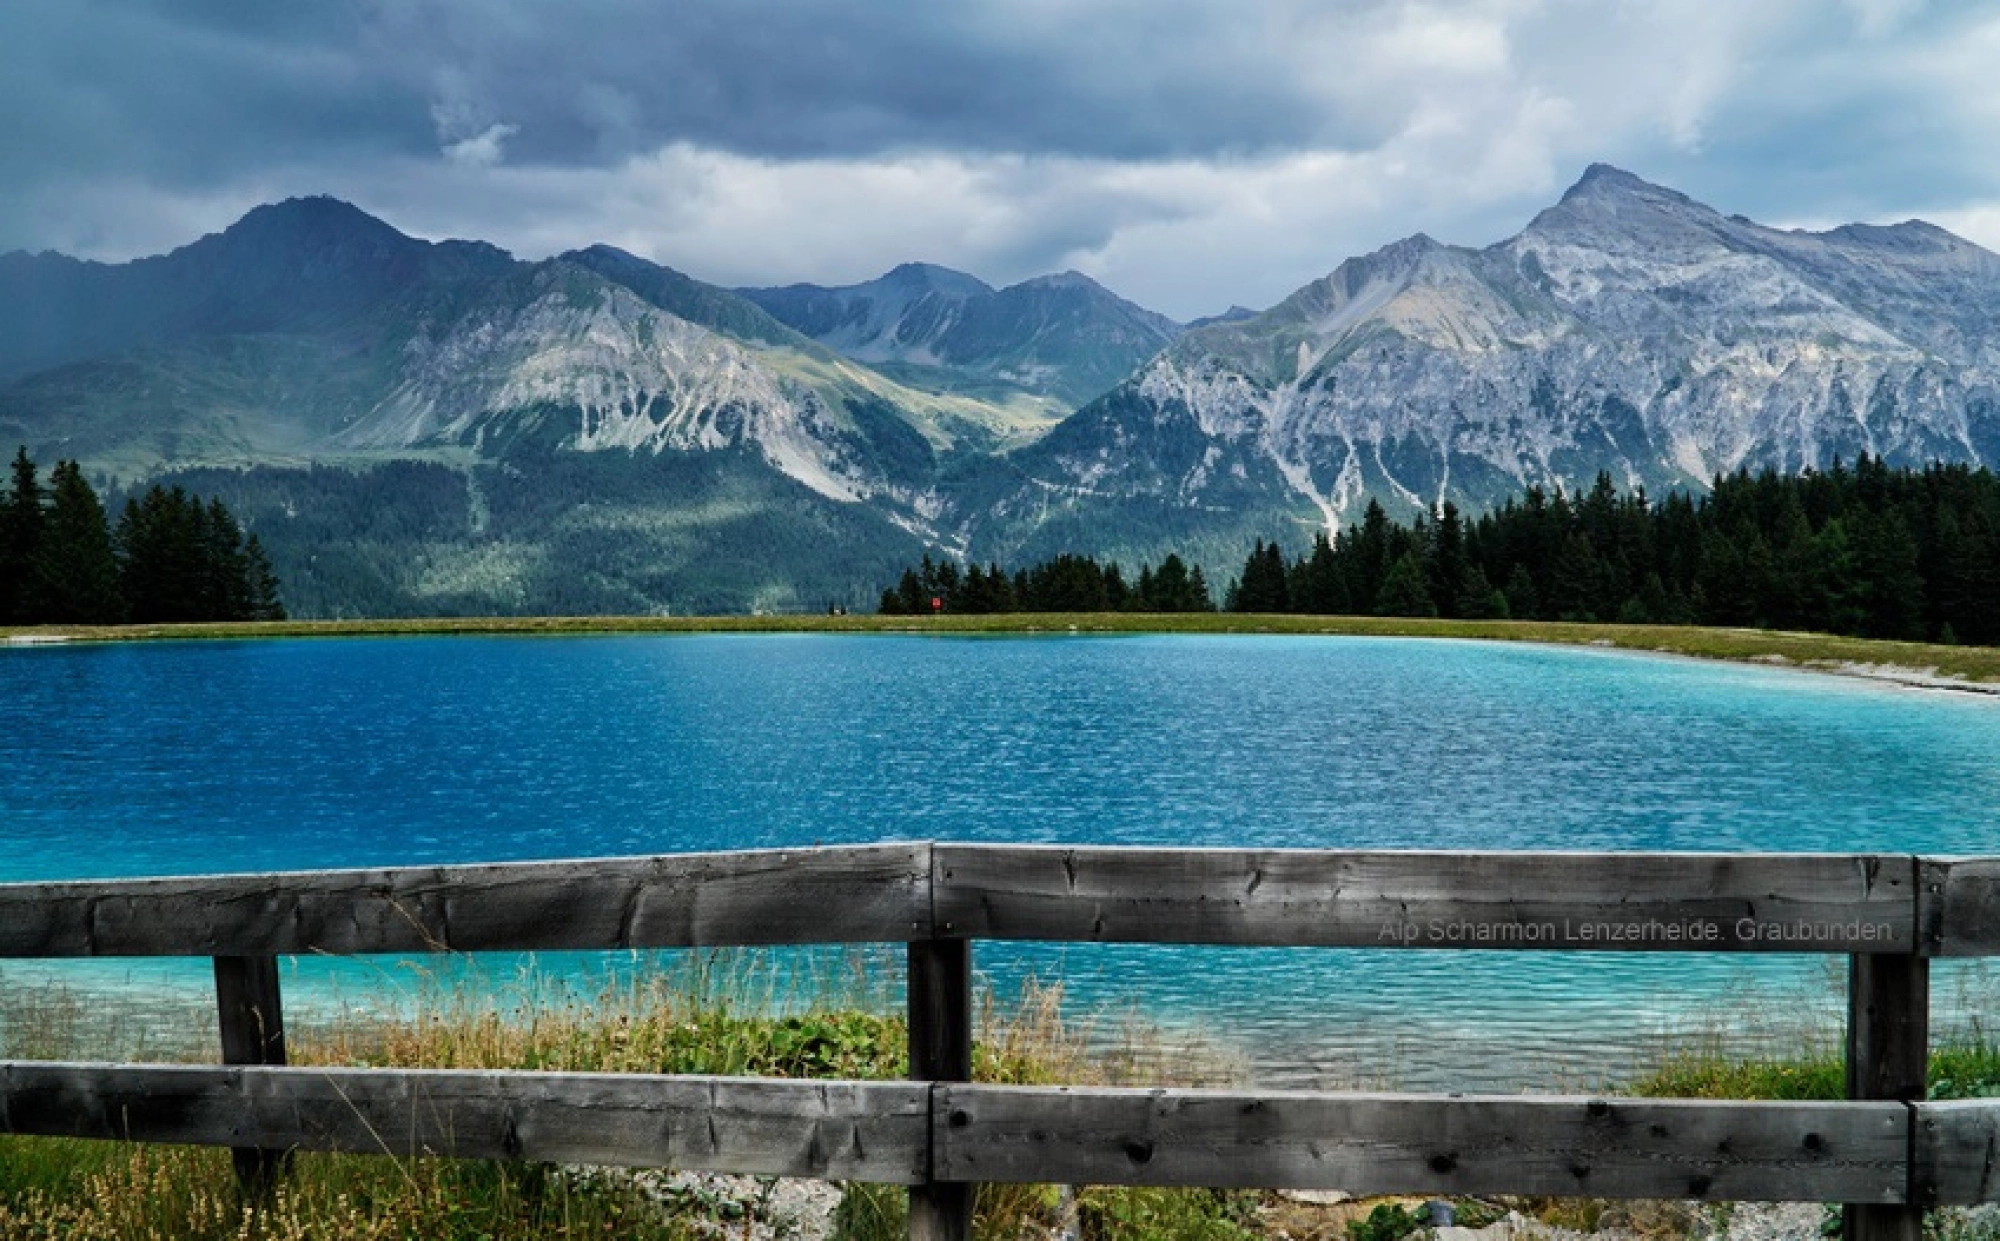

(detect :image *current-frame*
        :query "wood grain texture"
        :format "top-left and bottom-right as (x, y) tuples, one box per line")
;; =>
(0, 1061), (928, 1183)
(934, 846), (1917, 953)
(0, 844), (929, 958)
(1847, 955), (1930, 1103)
(935, 1085), (1909, 1203)
(908, 939), (973, 1241)
(1845, 954), (1931, 1241)
(213, 955), (290, 1195)
(1915, 1100), (2000, 1206)
(1927, 857), (2000, 958)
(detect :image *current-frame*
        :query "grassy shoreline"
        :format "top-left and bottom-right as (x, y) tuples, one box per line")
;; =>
(3, 967), (1998, 1239)
(7, 611), (2000, 690)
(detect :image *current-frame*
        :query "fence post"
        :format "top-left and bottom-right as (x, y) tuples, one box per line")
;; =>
(908, 937), (972, 1241)
(213, 955), (290, 1199)
(1844, 952), (1929, 1241)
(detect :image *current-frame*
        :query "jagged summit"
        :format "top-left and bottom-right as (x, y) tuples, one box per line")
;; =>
(7, 171), (2000, 615)
(979, 162), (2000, 564)
(1560, 162), (1658, 199)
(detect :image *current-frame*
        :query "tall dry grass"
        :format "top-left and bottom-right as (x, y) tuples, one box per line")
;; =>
(0, 950), (1253, 1240)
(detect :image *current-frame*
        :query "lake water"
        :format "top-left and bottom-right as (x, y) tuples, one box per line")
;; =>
(4, 632), (1998, 1088)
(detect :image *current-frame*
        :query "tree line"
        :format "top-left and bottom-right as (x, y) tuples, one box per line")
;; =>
(877, 457), (1999, 647)
(2, 448), (285, 625)
(879, 551), (1217, 614)
(1223, 457), (1999, 645)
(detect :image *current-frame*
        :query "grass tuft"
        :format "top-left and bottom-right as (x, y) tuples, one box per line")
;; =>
(0, 955), (1254, 1240)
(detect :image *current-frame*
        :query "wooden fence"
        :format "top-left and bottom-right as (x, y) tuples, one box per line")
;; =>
(3, 843), (1998, 1241)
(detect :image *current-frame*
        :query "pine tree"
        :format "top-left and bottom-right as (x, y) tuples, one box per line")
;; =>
(243, 534), (286, 621)
(2, 447), (45, 623)
(1293, 533), (1348, 614)
(1430, 503), (1467, 618)
(1350, 500), (1391, 613)
(1503, 564), (1540, 620)
(119, 488), (195, 622)
(35, 461), (124, 623)
(1145, 554), (1206, 612)
(1231, 539), (1290, 612)
(1188, 565), (1214, 611)
(1454, 564), (1507, 620)
(1374, 551), (1437, 618)
(201, 497), (252, 620)
(1853, 510), (1926, 641)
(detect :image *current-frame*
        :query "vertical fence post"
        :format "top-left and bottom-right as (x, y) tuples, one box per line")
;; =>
(908, 937), (972, 1241)
(213, 955), (289, 1199)
(1844, 952), (1929, 1241)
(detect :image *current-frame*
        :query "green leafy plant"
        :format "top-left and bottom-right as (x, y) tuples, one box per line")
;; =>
(1346, 1201), (1423, 1241)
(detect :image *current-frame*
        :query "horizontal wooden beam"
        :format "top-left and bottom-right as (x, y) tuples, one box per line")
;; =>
(0, 844), (930, 958)
(1922, 857), (2000, 957)
(1914, 1100), (2000, 1206)
(0, 1061), (928, 1184)
(934, 846), (1917, 953)
(936, 1084), (1909, 1203)
(5, 844), (1985, 959)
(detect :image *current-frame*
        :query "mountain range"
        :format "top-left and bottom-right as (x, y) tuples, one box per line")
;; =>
(4, 165), (1997, 616)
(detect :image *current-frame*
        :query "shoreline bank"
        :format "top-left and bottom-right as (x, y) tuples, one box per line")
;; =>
(6, 613), (1999, 696)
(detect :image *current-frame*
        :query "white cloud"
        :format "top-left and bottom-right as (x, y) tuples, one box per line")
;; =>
(351, 136), (1568, 320)
(442, 122), (520, 168)
(1923, 205), (2000, 256)
(11, 0), (2000, 324)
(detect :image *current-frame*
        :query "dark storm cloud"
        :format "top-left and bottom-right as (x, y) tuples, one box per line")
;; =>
(349, 0), (1400, 164)
(0, 2), (427, 187)
(5, 0), (2000, 319)
(0, 0), (1386, 186)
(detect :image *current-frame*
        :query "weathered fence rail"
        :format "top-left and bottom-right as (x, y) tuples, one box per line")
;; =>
(3, 843), (1997, 1241)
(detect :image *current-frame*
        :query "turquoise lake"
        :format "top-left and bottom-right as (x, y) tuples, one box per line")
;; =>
(4, 632), (1998, 1088)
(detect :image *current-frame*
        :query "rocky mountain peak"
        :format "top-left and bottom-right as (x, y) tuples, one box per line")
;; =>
(1511, 167), (1756, 289)
(876, 261), (994, 298)
(1016, 270), (1096, 291)
(197, 196), (422, 268)
(1562, 162), (1658, 198)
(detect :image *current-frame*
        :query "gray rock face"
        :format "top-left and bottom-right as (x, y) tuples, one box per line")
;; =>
(967, 163), (2000, 554)
(9, 170), (2000, 613)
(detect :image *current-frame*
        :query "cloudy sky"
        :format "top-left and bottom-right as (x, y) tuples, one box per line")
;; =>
(4, 0), (1998, 320)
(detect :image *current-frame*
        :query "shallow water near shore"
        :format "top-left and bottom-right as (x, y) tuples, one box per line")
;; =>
(5, 632), (1998, 1088)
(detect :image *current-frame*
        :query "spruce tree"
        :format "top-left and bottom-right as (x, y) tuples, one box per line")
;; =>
(1294, 533), (1347, 614)
(1430, 503), (1467, 618)
(1502, 564), (1540, 620)
(1147, 554), (1205, 612)
(2, 447), (45, 623)
(1854, 511), (1926, 641)
(201, 497), (253, 620)
(35, 461), (124, 623)
(1231, 539), (1290, 612)
(1374, 551), (1438, 618)
(1351, 500), (1391, 613)
(243, 534), (287, 621)
(1188, 565), (1214, 611)
(118, 486), (206, 622)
